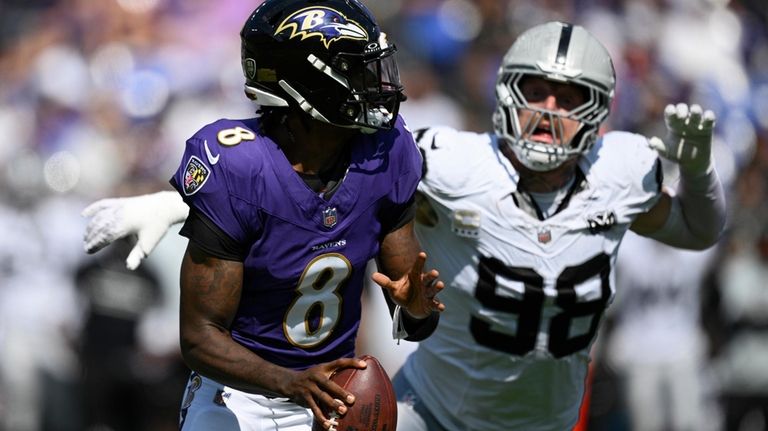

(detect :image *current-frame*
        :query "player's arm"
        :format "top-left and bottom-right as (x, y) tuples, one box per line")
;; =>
(371, 219), (445, 340)
(370, 127), (445, 339)
(82, 190), (190, 269)
(178, 213), (363, 426)
(631, 103), (726, 250)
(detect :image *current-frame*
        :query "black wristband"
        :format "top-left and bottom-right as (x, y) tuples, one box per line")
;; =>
(401, 310), (440, 342)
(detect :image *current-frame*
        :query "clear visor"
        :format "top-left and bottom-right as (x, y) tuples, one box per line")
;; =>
(336, 46), (401, 95)
(336, 45), (404, 129)
(363, 48), (402, 94)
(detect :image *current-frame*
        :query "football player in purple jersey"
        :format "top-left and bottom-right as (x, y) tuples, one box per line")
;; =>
(85, 1), (443, 430)
(83, 18), (727, 431)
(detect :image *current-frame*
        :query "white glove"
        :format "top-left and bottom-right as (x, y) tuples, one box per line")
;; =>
(649, 103), (716, 176)
(82, 191), (189, 270)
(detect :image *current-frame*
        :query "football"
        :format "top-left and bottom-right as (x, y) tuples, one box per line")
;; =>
(312, 355), (397, 431)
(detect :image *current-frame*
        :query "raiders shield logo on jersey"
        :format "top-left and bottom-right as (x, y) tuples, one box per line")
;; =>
(586, 211), (616, 234)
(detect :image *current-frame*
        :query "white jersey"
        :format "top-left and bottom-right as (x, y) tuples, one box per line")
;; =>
(401, 127), (661, 431)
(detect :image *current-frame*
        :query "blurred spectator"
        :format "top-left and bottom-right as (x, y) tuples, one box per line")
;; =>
(703, 133), (768, 431)
(75, 237), (173, 431)
(0, 194), (84, 430)
(708, 226), (768, 431)
(398, 57), (466, 130)
(606, 230), (719, 431)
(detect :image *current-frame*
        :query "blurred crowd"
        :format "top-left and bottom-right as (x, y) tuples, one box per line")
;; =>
(0, 0), (766, 430)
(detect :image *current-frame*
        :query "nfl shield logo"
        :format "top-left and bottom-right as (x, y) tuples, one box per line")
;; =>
(537, 228), (552, 244)
(323, 207), (338, 228)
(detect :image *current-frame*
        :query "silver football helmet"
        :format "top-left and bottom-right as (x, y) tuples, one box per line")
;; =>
(493, 22), (615, 171)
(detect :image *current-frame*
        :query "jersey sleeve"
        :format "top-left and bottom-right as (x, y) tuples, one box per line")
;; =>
(170, 120), (261, 246)
(414, 126), (499, 198)
(591, 131), (663, 223)
(378, 116), (422, 232)
(391, 116), (423, 203)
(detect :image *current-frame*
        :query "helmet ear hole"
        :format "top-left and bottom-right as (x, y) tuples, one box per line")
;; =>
(332, 58), (351, 72)
(341, 104), (359, 120)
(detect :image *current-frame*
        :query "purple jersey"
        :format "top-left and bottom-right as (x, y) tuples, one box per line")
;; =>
(171, 116), (421, 370)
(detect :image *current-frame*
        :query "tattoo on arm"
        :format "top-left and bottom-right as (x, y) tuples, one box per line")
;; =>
(180, 241), (245, 369)
(378, 220), (421, 279)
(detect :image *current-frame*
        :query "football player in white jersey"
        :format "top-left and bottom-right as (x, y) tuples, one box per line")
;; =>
(390, 21), (724, 431)
(82, 21), (725, 431)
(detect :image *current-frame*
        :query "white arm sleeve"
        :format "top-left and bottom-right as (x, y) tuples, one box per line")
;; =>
(645, 163), (726, 250)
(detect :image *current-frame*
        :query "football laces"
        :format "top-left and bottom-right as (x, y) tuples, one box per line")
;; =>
(327, 411), (340, 431)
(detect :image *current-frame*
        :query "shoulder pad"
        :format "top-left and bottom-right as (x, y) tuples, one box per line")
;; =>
(582, 131), (662, 204)
(416, 127), (507, 197)
(586, 131), (659, 181)
(192, 118), (265, 174)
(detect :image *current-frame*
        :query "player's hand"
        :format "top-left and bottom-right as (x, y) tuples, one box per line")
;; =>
(371, 251), (445, 319)
(649, 103), (716, 175)
(285, 358), (366, 427)
(81, 191), (189, 270)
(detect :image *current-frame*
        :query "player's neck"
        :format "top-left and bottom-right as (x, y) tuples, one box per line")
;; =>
(277, 113), (356, 175)
(517, 165), (577, 193)
(505, 147), (578, 193)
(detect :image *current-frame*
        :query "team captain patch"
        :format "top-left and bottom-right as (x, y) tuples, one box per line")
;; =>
(183, 156), (211, 195)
